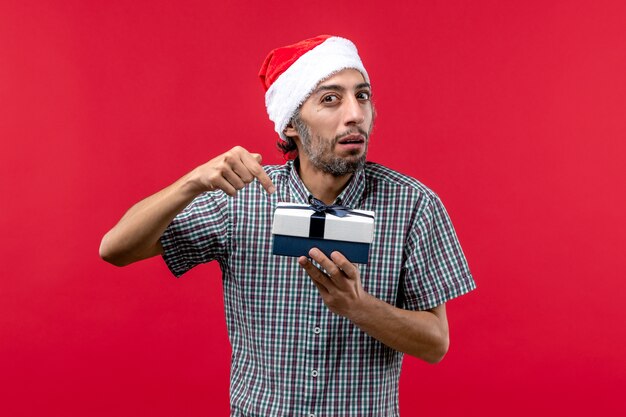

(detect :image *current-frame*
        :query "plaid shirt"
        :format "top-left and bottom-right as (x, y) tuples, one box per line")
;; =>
(161, 160), (475, 417)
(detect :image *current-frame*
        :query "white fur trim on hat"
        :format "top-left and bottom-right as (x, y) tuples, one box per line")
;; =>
(265, 37), (369, 141)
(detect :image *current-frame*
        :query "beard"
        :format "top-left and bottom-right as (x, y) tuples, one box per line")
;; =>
(293, 116), (372, 177)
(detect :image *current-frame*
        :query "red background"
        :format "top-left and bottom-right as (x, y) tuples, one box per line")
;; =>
(2, 1), (626, 415)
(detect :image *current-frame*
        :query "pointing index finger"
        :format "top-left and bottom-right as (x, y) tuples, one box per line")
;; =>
(241, 152), (275, 194)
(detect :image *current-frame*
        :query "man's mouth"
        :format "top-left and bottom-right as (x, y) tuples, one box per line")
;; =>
(337, 134), (365, 145)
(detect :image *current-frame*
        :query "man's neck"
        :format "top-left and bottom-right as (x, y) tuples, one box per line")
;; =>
(295, 158), (353, 205)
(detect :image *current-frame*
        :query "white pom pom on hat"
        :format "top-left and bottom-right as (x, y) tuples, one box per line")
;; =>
(259, 34), (369, 141)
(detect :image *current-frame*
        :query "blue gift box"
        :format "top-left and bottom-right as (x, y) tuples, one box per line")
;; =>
(271, 202), (375, 264)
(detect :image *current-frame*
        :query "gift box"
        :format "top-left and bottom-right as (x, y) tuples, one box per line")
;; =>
(271, 201), (375, 264)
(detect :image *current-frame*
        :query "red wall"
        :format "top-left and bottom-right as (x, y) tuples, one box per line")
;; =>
(2, 1), (625, 415)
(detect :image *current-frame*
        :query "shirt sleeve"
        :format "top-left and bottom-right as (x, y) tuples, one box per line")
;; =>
(400, 194), (476, 311)
(160, 191), (230, 277)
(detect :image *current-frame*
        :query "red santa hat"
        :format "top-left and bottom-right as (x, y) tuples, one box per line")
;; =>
(259, 35), (369, 141)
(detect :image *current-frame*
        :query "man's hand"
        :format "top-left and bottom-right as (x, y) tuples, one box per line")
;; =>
(298, 248), (366, 320)
(298, 247), (450, 363)
(100, 146), (274, 266)
(189, 146), (275, 196)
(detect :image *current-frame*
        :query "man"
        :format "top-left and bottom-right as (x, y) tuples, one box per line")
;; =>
(100, 35), (476, 416)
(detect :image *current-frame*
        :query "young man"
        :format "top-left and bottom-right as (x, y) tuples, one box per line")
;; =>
(100, 35), (475, 416)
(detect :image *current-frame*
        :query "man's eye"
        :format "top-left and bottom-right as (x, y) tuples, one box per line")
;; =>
(322, 95), (339, 103)
(357, 91), (371, 100)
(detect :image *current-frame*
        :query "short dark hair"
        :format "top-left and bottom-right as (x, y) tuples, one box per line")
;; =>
(276, 109), (302, 159)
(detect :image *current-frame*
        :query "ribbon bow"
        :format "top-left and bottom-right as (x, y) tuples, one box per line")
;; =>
(308, 196), (352, 218)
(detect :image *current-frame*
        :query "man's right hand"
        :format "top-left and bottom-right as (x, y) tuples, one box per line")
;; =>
(188, 146), (275, 196)
(100, 146), (274, 266)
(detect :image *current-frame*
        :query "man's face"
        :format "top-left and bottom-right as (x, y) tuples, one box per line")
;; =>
(289, 69), (374, 177)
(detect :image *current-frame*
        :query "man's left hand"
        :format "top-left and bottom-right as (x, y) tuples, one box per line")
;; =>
(298, 248), (366, 319)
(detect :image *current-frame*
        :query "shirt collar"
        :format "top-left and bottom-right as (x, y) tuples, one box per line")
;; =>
(286, 158), (366, 208)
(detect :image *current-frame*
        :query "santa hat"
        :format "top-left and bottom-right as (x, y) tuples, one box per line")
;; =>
(259, 35), (369, 141)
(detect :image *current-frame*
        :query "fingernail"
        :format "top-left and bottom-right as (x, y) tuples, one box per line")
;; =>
(269, 185), (276, 194)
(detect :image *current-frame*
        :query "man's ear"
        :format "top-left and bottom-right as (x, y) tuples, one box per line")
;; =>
(283, 123), (298, 139)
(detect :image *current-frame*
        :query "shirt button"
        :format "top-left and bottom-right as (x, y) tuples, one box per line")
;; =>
(314, 327), (321, 334)
(309, 414), (316, 417)
(311, 369), (318, 377)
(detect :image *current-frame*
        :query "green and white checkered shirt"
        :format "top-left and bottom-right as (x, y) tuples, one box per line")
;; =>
(161, 160), (475, 417)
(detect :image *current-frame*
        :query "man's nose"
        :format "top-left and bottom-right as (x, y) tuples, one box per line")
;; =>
(343, 96), (365, 126)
